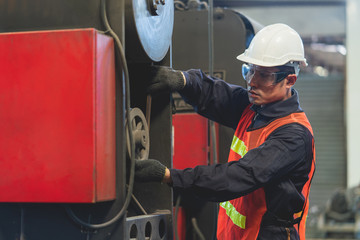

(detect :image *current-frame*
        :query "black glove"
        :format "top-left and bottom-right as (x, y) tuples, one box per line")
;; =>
(147, 66), (185, 94)
(135, 159), (167, 182)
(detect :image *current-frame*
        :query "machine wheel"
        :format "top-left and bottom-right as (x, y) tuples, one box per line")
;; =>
(126, 107), (150, 160)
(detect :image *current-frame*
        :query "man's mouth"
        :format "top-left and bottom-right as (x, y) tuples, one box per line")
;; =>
(248, 90), (258, 96)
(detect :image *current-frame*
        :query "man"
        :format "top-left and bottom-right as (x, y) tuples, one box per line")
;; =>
(135, 23), (315, 239)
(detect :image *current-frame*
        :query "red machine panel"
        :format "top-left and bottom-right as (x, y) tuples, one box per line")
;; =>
(0, 29), (116, 203)
(172, 113), (208, 169)
(172, 113), (208, 240)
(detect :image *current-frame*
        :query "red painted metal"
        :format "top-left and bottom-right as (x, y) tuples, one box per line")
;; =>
(0, 29), (116, 203)
(172, 113), (208, 169)
(172, 113), (209, 240)
(173, 206), (186, 240)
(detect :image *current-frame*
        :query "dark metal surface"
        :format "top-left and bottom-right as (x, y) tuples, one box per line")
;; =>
(127, 59), (174, 239)
(125, 213), (172, 239)
(0, 203), (127, 240)
(213, 0), (346, 8)
(0, 0), (123, 34)
(125, 0), (174, 62)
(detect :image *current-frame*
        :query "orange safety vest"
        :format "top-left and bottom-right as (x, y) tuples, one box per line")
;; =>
(217, 105), (315, 240)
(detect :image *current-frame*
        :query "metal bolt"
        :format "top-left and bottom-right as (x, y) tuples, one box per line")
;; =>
(148, 0), (160, 15)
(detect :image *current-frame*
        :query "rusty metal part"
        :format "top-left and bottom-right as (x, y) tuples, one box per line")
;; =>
(126, 108), (150, 160)
(146, 94), (152, 130)
(125, 0), (174, 62)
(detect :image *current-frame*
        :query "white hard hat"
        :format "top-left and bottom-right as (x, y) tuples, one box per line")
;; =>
(237, 23), (307, 67)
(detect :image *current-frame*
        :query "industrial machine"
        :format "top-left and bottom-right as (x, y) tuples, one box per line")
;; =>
(0, 0), (259, 239)
(0, 0), (173, 239)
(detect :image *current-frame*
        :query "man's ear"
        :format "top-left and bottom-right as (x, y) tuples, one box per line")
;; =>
(286, 74), (297, 87)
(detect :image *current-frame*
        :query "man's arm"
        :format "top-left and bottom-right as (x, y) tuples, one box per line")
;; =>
(179, 69), (250, 129)
(147, 66), (250, 129)
(163, 168), (172, 184)
(168, 124), (313, 202)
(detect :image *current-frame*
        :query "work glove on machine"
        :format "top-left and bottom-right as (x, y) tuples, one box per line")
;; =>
(134, 159), (167, 182)
(148, 66), (185, 94)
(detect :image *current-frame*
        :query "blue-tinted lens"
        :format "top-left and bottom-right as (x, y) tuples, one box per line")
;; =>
(242, 63), (250, 80)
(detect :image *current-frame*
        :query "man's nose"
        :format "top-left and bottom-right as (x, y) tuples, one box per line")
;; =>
(247, 75), (258, 87)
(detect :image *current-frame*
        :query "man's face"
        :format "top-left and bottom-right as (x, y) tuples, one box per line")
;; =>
(243, 65), (296, 106)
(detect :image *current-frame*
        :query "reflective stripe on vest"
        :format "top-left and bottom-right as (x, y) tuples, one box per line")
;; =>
(220, 201), (246, 229)
(231, 135), (248, 157)
(222, 135), (248, 230)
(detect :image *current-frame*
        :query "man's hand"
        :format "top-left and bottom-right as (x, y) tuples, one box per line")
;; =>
(147, 66), (186, 94)
(135, 159), (167, 182)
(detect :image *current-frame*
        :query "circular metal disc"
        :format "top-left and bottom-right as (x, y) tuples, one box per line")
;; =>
(131, 0), (174, 62)
(126, 108), (150, 160)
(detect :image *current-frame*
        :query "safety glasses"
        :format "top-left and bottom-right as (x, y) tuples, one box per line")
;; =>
(242, 63), (292, 86)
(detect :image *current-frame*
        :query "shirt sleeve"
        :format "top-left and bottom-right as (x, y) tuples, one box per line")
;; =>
(170, 123), (314, 202)
(178, 69), (250, 129)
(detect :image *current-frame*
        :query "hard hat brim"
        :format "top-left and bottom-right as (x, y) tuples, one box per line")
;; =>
(236, 53), (308, 67)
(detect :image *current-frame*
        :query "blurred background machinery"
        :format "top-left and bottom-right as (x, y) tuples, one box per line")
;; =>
(308, 184), (360, 239)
